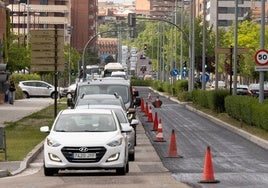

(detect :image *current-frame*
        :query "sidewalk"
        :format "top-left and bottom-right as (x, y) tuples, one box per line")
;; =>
(0, 98), (54, 177)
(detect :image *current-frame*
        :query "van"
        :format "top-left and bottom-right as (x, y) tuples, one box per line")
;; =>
(69, 77), (140, 120)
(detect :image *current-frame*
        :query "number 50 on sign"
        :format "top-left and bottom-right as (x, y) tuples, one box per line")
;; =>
(255, 49), (268, 66)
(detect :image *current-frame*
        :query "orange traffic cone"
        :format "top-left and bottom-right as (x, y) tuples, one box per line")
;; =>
(199, 146), (220, 183)
(152, 112), (158, 131)
(154, 119), (165, 142)
(147, 106), (153, 122)
(167, 129), (183, 158)
(144, 102), (149, 116)
(140, 98), (144, 112)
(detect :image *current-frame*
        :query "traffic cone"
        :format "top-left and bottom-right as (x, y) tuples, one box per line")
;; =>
(154, 119), (166, 142)
(152, 112), (158, 131)
(147, 106), (153, 122)
(199, 146), (220, 183)
(144, 102), (149, 116)
(167, 129), (183, 158)
(140, 98), (144, 112)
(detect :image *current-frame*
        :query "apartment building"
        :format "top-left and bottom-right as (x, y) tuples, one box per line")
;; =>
(6, 0), (71, 44)
(195, 0), (264, 29)
(71, 0), (98, 52)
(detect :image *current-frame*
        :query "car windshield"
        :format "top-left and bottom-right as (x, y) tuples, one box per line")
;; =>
(54, 113), (117, 132)
(78, 85), (129, 104)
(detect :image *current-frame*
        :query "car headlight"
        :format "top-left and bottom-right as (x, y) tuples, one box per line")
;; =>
(107, 137), (123, 147)
(47, 137), (61, 147)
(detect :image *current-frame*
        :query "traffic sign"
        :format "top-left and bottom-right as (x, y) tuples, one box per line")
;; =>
(30, 29), (65, 72)
(31, 64), (65, 72)
(254, 49), (268, 66)
(171, 69), (179, 76)
(31, 57), (65, 65)
(255, 66), (268, 71)
(200, 73), (210, 83)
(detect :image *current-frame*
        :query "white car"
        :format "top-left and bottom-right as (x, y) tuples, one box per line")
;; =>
(18, 80), (63, 99)
(76, 104), (139, 161)
(40, 108), (130, 176)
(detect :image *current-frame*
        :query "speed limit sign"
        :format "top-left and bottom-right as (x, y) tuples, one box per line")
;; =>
(254, 49), (268, 65)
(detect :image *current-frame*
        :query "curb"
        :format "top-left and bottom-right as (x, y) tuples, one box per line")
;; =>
(11, 140), (44, 176)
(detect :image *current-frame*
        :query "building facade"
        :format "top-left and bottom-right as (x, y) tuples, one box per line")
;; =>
(195, 0), (264, 29)
(71, 0), (98, 52)
(6, 0), (71, 44)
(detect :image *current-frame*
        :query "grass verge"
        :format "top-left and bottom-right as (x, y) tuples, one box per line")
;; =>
(0, 102), (67, 161)
(192, 104), (268, 141)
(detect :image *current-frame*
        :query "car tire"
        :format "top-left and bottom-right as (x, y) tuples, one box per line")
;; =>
(116, 161), (128, 175)
(51, 92), (59, 99)
(44, 166), (58, 176)
(129, 152), (135, 161)
(23, 91), (30, 99)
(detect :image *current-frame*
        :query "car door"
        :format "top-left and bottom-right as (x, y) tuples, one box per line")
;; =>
(36, 82), (52, 97)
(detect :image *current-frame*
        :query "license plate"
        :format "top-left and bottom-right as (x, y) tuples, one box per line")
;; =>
(73, 153), (96, 159)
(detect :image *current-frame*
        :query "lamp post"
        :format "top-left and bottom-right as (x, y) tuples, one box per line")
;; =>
(26, 0), (30, 46)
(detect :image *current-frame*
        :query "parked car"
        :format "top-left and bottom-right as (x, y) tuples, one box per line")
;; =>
(75, 104), (139, 161)
(233, 85), (251, 96)
(248, 83), (268, 98)
(210, 81), (226, 89)
(40, 108), (130, 176)
(18, 80), (63, 99)
(62, 83), (76, 98)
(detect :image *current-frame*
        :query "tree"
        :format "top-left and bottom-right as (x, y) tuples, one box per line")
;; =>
(221, 20), (268, 81)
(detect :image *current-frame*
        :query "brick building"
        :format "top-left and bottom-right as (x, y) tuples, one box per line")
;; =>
(71, 0), (98, 52)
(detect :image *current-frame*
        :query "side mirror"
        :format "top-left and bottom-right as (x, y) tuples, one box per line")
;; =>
(121, 125), (132, 133)
(40, 126), (50, 133)
(130, 119), (139, 126)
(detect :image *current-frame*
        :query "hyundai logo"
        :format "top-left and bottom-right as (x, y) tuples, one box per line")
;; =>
(79, 147), (89, 152)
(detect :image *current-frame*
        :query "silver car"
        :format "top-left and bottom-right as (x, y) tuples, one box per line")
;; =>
(18, 80), (63, 99)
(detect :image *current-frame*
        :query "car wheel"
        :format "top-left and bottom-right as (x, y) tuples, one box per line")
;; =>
(44, 166), (58, 176)
(116, 162), (127, 175)
(51, 92), (59, 99)
(126, 160), (129, 173)
(23, 91), (29, 99)
(129, 152), (135, 161)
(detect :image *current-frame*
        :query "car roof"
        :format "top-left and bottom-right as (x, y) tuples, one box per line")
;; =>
(75, 104), (125, 111)
(79, 94), (121, 99)
(77, 77), (130, 86)
(60, 108), (113, 115)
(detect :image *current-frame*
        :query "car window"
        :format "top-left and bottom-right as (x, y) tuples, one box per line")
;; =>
(107, 85), (129, 103)
(76, 98), (121, 106)
(79, 85), (101, 95)
(113, 109), (128, 123)
(54, 113), (116, 132)
(78, 85), (129, 104)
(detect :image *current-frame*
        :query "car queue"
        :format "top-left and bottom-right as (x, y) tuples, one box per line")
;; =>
(40, 66), (141, 176)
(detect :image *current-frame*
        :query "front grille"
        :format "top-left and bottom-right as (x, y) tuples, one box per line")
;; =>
(61, 146), (106, 163)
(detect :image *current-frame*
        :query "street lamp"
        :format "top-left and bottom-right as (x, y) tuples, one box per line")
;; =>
(26, 0), (30, 46)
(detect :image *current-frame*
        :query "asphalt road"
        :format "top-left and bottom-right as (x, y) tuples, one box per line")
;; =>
(136, 86), (268, 188)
